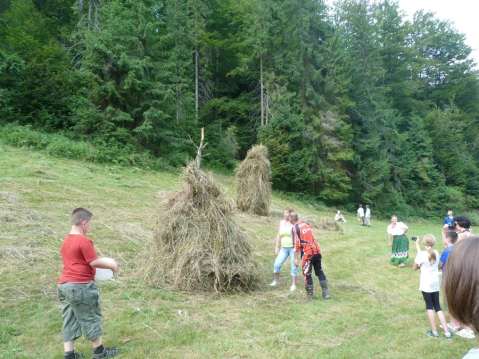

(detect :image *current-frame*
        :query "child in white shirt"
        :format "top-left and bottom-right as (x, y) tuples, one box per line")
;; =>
(413, 234), (452, 338)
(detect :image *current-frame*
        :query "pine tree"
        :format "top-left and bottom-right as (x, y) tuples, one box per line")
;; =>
(0, 0), (75, 128)
(334, 0), (394, 207)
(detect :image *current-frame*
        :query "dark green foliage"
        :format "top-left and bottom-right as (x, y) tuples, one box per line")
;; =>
(425, 108), (479, 208)
(0, 123), (171, 168)
(0, 0), (76, 128)
(1, 0), (479, 215)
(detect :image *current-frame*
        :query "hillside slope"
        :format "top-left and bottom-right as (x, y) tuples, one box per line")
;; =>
(0, 143), (471, 359)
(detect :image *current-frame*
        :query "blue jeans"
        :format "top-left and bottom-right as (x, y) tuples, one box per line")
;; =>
(273, 247), (297, 277)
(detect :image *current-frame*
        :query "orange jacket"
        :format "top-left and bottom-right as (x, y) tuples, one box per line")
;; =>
(293, 221), (321, 258)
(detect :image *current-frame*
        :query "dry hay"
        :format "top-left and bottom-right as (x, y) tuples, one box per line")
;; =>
(0, 191), (42, 226)
(318, 218), (343, 232)
(235, 145), (271, 216)
(145, 162), (259, 292)
(301, 216), (343, 233)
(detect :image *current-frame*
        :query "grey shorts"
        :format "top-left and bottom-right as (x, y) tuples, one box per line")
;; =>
(58, 282), (102, 342)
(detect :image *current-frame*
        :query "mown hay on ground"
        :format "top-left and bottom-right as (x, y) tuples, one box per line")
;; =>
(318, 218), (343, 233)
(302, 217), (343, 233)
(145, 162), (259, 292)
(235, 145), (271, 216)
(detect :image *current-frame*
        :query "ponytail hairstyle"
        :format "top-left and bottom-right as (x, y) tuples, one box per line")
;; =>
(422, 234), (437, 264)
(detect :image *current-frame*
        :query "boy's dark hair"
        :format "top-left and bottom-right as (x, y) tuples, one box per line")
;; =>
(454, 216), (471, 229)
(446, 231), (458, 244)
(71, 208), (93, 225)
(444, 236), (479, 332)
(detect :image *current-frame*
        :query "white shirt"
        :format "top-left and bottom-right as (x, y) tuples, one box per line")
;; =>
(463, 348), (479, 359)
(415, 250), (440, 292)
(387, 222), (408, 236)
(357, 207), (364, 217)
(365, 208), (371, 218)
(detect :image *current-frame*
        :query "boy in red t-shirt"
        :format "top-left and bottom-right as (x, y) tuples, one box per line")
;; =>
(58, 208), (119, 359)
(291, 212), (331, 300)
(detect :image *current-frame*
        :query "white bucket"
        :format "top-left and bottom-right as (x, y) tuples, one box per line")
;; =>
(95, 268), (114, 281)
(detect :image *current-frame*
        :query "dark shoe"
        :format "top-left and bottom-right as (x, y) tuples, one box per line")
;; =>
(319, 280), (331, 300)
(93, 347), (119, 359)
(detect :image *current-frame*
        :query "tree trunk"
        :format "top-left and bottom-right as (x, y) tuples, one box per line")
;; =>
(260, 54), (264, 127)
(195, 48), (199, 122)
(176, 83), (180, 123)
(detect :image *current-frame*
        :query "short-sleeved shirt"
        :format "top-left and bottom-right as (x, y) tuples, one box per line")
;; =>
(357, 208), (364, 217)
(58, 234), (98, 283)
(440, 246), (453, 269)
(443, 215), (454, 227)
(387, 222), (408, 236)
(415, 250), (440, 293)
(293, 222), (321, 259)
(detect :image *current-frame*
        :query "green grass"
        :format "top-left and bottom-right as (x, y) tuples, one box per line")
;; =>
(0, 142), (473, 358)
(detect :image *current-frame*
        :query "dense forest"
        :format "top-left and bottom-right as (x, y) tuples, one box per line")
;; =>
(1, 0), (479, 215)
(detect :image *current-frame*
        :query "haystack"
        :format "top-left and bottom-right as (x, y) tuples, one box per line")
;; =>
(145, 162), (258, 292)
(235, 145), (271, 216)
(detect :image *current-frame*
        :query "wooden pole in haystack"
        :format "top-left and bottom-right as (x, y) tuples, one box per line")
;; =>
(195, 127), (207, 169)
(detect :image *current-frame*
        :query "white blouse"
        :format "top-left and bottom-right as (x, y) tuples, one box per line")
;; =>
(387, 222), (408, 236)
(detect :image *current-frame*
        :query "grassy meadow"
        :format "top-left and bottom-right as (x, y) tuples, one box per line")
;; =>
(0, 143), (474, 358)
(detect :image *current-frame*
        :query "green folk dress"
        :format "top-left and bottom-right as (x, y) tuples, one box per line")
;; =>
(388, 222), (409, 265)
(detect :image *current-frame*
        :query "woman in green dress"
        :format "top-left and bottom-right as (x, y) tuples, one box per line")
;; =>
(387, 215), (409, 267)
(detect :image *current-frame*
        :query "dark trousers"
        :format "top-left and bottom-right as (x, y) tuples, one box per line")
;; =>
(302, 253), (327, 293)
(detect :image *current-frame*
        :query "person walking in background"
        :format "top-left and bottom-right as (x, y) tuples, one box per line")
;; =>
(442, 209), (454, 241)
(364, 205), (371, 226)
(387, 215), (409, 267)
(335, 210), (346, 223)
(269, 209), (298, 291)
(444, 236), (479, 358)
(357, 204), (365, 225)
(413, 235), (452, 338)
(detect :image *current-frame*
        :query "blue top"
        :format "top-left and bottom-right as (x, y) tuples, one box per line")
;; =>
(440, 246), (454, 269)
(443, 215), (454, 226)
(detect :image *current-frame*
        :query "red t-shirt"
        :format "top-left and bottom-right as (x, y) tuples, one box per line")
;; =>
(58, 234), (98, 283)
